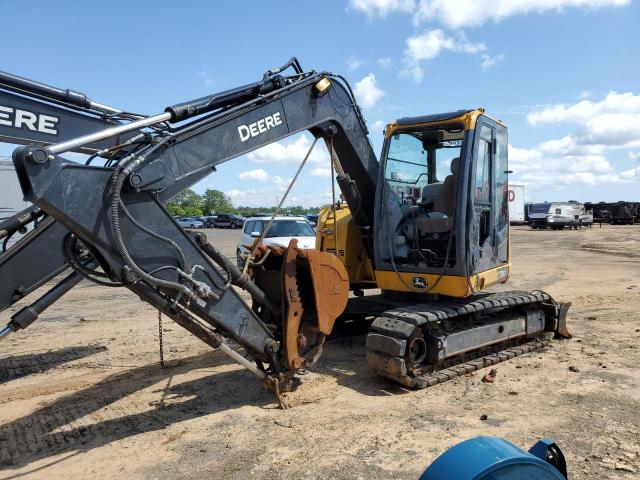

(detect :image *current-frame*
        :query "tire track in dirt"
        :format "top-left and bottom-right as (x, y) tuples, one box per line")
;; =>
(0, 345), (107, 384)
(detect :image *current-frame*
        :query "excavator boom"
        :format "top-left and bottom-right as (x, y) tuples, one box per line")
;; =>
(6, 60), (376, 395)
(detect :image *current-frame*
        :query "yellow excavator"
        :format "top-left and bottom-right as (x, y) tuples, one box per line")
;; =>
(315, 108), (571, 387)
(3, 59), (570, 397)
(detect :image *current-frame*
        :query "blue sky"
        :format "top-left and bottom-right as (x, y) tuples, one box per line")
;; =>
(2, 0), (639, 206)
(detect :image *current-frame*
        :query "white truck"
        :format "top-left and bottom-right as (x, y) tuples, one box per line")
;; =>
(508, 183), (526, 225)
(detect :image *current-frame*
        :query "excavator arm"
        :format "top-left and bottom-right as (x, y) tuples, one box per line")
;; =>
(7, 59), (378, 394)
(0, 70), (148, 324)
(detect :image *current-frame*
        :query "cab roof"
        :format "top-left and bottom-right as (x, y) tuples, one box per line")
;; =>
(386, 108), (504, 137)
(395, 110), (475, 126)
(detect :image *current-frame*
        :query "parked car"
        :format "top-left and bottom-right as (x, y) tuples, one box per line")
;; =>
(200, 215), (217, 228)
(236, 216), (316, 267)
(176, 217), (204, 228)
(213, 214), (244, 228)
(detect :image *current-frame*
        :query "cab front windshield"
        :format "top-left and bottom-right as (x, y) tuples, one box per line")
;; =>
(385, 128), (463, 206)
(381, 125), (464, 269)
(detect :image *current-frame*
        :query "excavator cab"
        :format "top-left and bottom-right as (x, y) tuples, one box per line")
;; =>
(374, 109), (510, 297)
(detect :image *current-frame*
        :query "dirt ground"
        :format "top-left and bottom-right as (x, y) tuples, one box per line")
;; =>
(0, 225), (638, 479)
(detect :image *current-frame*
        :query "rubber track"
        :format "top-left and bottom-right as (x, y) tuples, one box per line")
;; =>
(381, 290), (550, 326)
(372, 336), (549, 388)
(367, 290), (553, 388)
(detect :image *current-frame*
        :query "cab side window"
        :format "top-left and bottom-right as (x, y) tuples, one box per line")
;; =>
(474, 125), (493, 248)
(244, 221), (254, 234)
(475, 136), (492, 204)
(494, 128), (508, 231)
(494, 125), (509, 263)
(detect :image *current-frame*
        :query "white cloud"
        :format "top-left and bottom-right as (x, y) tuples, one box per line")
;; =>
(347, 55), (365, 71)
(578, 90), (593, 99)
(354, 73), (386, 109)
(226, 187), (333, 208)
(509, 139), (640, 189)
(620, 165), (640, 180)
(198, 67), (216, 87)
(511, 92), (640, 188)
(247, 134), (330, 165)
(377, 57), (393, 69)
(413, 0), (630, 29)
(348, 0), (630, 31)
(538, 135), (604, 156)
(527, 92), (640, 150)
(405, 29), (485, 62)
(577, 113), (640, 147)
(228, 171), (299, 206)
(231, 134), (335, 207)
(347, 0), (415, 17)
(401, 30), (485, 83)
(509, 144), (624, 187)
(227, 187), (279, 207)
(629, 151), (640, 161)
(511, 145), (613, 174)
(237, 168), (270, 182)
(310, 167), (332, 177)
(370, 119), (387, 132)
(527, 92), (640, 125)
(400, 64), (425, 84)
(481, 53), (504, 70)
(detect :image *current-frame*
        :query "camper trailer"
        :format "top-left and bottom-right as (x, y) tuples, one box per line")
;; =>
(529, 201), (592, 230)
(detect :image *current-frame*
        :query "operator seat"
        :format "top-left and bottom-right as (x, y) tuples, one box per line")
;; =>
(415, 157), (459, 234)
(420, 182), (444, 205)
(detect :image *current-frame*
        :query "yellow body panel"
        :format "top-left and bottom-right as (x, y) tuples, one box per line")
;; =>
(316, 204), (376, 287)
(374, 264), (511, 298)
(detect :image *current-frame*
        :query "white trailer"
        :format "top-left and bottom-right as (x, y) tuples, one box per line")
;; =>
(508, 183), (526, 224)
(528, 201), (592, 230)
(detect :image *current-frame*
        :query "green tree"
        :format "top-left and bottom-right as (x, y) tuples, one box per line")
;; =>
(235, 205), (323, 217)
(203, 189), (236, 214)
(165, 188), (204, 216)
(288, 205), (306, 215)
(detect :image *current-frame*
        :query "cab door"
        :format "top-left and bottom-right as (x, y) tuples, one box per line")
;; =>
(470, 117), (509, 273)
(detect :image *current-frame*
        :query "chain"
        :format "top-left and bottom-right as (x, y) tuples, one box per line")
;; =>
(158, 310), (166, 368)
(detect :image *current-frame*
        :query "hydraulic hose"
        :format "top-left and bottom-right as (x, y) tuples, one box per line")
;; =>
(108, 155), (205, 301)
(194, 232), (275, 313)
